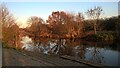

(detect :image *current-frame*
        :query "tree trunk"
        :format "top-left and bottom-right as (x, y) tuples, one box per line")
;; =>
(94, 22), (97, 34)
(94, 19), (99, 35)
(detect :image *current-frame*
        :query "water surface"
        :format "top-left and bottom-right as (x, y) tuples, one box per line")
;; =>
(21, 36), (120, 66)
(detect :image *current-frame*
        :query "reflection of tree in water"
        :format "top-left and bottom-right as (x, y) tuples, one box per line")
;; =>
(22, 37), (105, 62)
(48, 39), (66, 55)
(35, 39), (66, 55)
(64, 39), (86, 59)
(89, 43), (104, 64)
(33, 38), (86, 56)
(72, 45), (86, 59)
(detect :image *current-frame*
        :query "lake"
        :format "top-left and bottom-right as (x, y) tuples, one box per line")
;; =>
(21, 36), (120, 66)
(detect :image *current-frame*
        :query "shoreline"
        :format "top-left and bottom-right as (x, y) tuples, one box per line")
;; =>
(2, 48), (91, 67)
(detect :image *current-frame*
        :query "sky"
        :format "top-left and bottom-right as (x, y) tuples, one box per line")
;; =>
(0, 0), (119, 2)
(4, 2), (118, 28)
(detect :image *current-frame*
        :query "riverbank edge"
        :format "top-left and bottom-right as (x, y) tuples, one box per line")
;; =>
(2, 48), (119, 68)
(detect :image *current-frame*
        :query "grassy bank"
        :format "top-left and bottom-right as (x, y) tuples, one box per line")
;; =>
(82, 33), (116, 42)
(2, 43), (22, 51)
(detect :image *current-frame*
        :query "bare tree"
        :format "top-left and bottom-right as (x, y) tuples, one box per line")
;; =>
(75, 12), (84, 37)
(86, 6), (103, 34)
(0, 3), (15, 27)
(0, 3), (20, 49)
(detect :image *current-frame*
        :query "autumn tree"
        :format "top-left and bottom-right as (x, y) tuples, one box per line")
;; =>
(0, 7), (1, 40)
(64, 12), (84, 38)
(47, 11), (84, 38)
(47, 11), (69, 36)
(64, 12), (75, 37)
(0, 3), (20, 49)
(86, 6), (103, 34)
(47, 11), (75, 38)
(27, 16), (45, 42)
(74, 12), (84, 37)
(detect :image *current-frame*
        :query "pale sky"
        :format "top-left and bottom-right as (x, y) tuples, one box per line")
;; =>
(5, 2), (118, 28)
(0, 0), (119, 2)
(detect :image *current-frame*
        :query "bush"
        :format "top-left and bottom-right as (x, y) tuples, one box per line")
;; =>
(83, 33), (114, 42)
(83, 34), (101, 42)
(98, 33), (114, 41)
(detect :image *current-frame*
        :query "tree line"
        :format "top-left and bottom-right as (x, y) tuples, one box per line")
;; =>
(25, 6), (103, 39)
(0, 4), (119, 49)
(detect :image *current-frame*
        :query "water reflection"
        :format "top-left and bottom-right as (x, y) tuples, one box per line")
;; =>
(21, 36), (34, 51)
(85, 47), (104, 63)
(21, 36), (119, 66)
